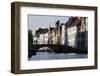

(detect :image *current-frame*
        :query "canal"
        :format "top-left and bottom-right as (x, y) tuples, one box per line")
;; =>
(28, 52), (88, 61)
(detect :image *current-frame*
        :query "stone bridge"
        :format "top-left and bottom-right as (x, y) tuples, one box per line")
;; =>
(31, 44), (75, 53)
(29, 44), (87, 58)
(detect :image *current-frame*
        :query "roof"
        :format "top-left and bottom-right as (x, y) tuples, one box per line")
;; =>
(35, 28), (49, 37)
(49, 27), (55, 32)
(65, 17), (81, 28)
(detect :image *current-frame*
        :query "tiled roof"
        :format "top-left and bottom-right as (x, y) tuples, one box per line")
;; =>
(65, 17), (81, 28)
(35, 28), (49, 37)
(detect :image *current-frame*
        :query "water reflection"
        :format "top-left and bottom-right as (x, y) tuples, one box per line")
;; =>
(28, 52), (87, 61)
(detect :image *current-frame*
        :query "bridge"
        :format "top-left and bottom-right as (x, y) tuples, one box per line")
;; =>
(28, 44), (88, 58)
(33, 44), (69, 52)
(31, 44), (81, 53)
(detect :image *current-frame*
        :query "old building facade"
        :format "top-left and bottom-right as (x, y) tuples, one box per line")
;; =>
(32, 17), (88, 50)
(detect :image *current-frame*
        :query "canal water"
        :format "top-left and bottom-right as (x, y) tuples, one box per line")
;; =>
(28, 52), (88, 61)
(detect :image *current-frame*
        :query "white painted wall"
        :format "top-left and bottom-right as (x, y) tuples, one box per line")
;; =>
(44, 33), (49, 44)
(61, 24), (65, 44)
(39, 34), (44, 44)
(67, 26), (77, 47)
(0, 0), (100, 76)
(38, 33), (49, 44)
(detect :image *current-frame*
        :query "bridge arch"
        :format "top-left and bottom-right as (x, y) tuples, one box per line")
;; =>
(38, 47), (54, 52)
(32, 44), (60, 52)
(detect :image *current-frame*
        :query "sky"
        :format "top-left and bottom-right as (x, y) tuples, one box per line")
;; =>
(28, 15), (69, 36)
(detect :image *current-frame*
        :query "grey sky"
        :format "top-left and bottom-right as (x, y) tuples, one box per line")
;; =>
(28, 15), (69, 36)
